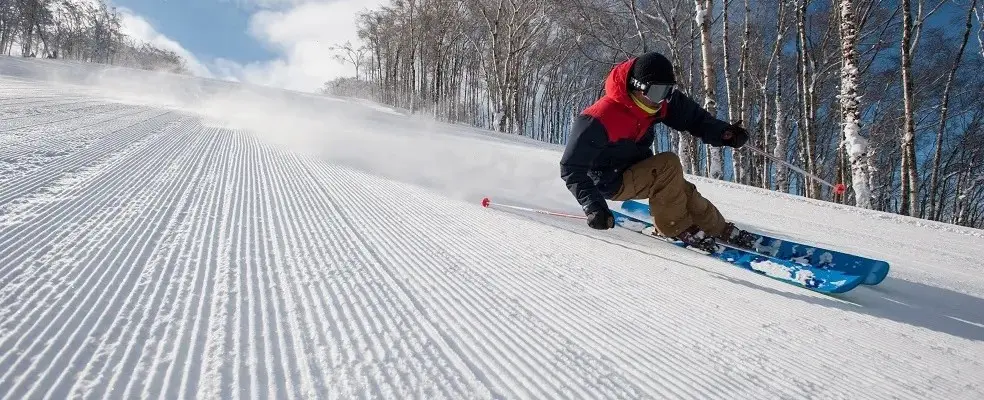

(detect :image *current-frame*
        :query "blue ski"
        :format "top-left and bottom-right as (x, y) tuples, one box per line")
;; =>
(610, 209), (869, 294)
(618, 199), (890, 285)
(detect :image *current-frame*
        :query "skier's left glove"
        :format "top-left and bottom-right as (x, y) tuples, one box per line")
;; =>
(722, 121), (749, 148)
(586, 208), (615, 230)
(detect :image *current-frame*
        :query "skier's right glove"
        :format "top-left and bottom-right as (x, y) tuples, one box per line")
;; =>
(586, 208), (615, 230)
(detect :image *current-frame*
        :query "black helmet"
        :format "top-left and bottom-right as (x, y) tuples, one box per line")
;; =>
(628, 52), (677, 100)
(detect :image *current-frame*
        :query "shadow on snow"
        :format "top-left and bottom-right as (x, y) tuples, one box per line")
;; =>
(501, 206), (984, 342)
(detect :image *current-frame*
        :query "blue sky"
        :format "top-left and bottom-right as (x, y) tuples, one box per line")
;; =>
(112, 0), (277, 63)
(111, 0), (385, 92)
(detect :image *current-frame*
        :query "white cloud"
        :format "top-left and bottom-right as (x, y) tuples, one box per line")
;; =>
(217, 0), (384, 92)
(100, 0), (383, 92)
(238, 0), (306, 9)
(116, 9), (214, 78)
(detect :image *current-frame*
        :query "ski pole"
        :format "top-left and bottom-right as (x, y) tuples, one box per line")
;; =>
(743, 145), (847, 195)
(480, 197), (587, 220)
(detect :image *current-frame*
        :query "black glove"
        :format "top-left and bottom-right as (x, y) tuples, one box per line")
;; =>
(722, 121), (749, 148)
(586, 208), (615, 230)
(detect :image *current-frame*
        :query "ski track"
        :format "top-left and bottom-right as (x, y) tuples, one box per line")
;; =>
(1, 75), (983, 399)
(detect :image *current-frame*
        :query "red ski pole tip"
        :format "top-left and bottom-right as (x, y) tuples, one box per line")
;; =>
(834, 183), (847, 195)
(481, 197), (491, 207)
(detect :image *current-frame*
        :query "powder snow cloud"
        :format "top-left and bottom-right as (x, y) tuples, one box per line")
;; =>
(116, 8), (214, 78)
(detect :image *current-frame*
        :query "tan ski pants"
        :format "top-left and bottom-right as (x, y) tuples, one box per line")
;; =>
(611, 152), (727, 238)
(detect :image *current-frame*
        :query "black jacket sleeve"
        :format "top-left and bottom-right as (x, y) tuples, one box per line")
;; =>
(663, 90), (731, 147)
(560, 115), (609, 215)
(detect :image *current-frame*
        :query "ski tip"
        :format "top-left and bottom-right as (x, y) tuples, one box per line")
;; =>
(481, 197), (491, 208)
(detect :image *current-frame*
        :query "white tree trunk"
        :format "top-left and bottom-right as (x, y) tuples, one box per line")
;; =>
(900, 0), (919, 216)
(838, 0), (873, 209)
(929, 0), (976, 218)
(977, 4), (984, 60)
(734, 0), (752, 184)
(678, 134), (693, 174)
(795, 0), (818, 198)
(722, 0), (736, 181)
(774, 72), (788, 192)
(696, 0), (723, 180)
(773, 0), (788, 193)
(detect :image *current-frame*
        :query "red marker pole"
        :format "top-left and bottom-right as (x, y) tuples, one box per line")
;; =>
(481, 197), (587, 220)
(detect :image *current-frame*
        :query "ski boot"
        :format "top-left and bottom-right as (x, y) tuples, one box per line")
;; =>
(673, 225), (719, 253)
(719, 222), (757, 250)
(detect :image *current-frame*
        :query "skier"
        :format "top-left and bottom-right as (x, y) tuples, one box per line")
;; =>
(560, 51), (753, 250)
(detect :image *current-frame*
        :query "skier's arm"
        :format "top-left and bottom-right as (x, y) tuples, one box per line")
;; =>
(663, 90), (731, 147)
(560, 115), (609, 215)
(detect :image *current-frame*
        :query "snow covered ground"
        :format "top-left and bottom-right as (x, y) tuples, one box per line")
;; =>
(0, 56), (982, 399)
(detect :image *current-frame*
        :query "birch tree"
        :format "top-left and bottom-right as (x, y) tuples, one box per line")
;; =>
(978, 3), (984, 59)
(898, 0), (947, 215)
(721, 0), (737, 181)
(772, 0), (790, 192)
(695, 0), (723, 180)
(794, 0), (816, 197)
(734, 0), (752, 184)
(898, 0), (918, 216)
(927, 0), (976, 219)
(838, 0), (873, 208)
(469, 0), (548, 134)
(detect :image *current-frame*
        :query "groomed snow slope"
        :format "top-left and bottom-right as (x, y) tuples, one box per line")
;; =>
(1, 57), (982, 399)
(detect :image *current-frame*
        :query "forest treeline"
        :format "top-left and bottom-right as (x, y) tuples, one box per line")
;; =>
(323, 0), (984, 229)
(1, 0), (189, 73)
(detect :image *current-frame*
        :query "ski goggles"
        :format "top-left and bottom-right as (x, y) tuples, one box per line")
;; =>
(642, 82), (675, 101)
(630, 77), (676, 101)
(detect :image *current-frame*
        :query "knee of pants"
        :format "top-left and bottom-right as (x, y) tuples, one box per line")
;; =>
(655, 151), (681, 165)
(649, 152), (682, 175)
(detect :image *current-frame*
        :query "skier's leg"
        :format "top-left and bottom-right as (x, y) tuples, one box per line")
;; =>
(611, 152), (693, 237)
(682, 181), (727, 237)
(682, 180), (756, 247)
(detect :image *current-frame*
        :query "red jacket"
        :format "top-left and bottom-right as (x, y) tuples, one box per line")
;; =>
(560, 58), (729, 214)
